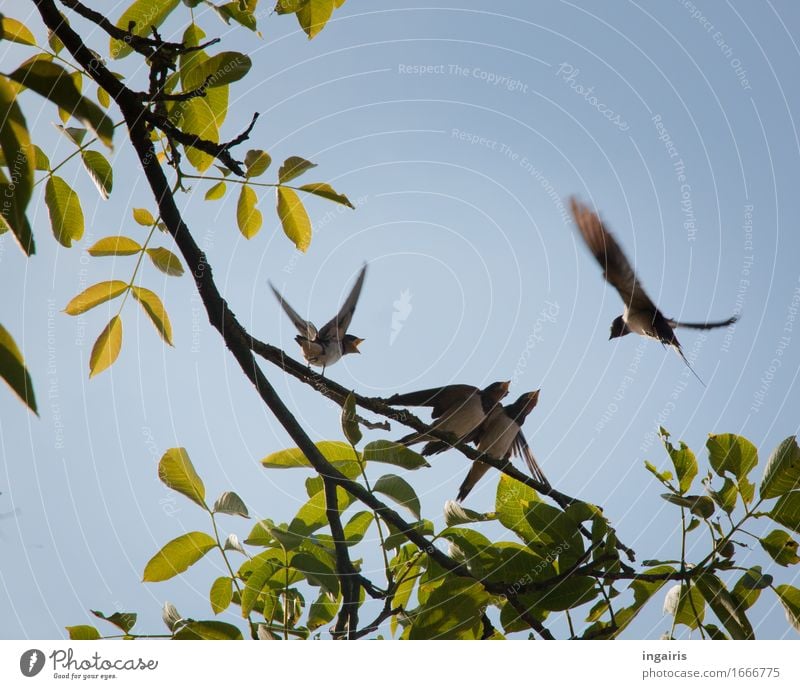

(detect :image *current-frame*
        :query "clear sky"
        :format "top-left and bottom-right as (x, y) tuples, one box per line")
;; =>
(1, 0), (799, 639)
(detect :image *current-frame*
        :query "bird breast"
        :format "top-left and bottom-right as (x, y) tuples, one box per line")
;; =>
(623, 308), (656, 338)
(477, 409), (518, 460)
(436, 394), (486, 437)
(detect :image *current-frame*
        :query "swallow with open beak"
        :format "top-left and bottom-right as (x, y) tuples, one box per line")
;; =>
(456, 390), (548, 501)
(387, 381), (511, 456)
(269, 264), (367, 375)
(570, 198), (738, 382)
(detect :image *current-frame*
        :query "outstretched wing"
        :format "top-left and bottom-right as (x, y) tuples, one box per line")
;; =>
(570, 198), (657, 314)
(269, 282), (317, 340)
(318, 263), (367, 342)
(511, 431), (549, 487)
(669, 315), (739, 330)
(386, 384), (478, 418)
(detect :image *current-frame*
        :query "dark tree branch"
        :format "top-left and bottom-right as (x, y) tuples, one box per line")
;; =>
(352, 601), (401, 640)
(323, 476), (359, 639)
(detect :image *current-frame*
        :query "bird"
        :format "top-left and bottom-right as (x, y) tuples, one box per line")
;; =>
(570, 198), (738, 382)
(457, 390), (548, 502)
(269, 264), (367, 375)
(386, 381), (511, 456)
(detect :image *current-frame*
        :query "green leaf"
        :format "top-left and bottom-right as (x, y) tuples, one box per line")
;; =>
(56, 124), (86, 146)
(158, 448), (206, 508)
(659, 493), (715, 519)
(775, 585), (800, 633)
(131, 286), (173, 345)
(291, 552), (339, 597)
(362, 441), (430, 470)
(209, 576), (233, 614)
(535, 577), (597, 611)
(65, 280), (128, 315)
(707, 477), (737, 514)
(443, 500), (492, 527)
(374, 474), (421, 520)
(214, 1), (259, 31)
(44, 176), (84, 247)
(307, 592), (340, 631)
(66, 625), (101, 640)
(143, 531), (216, 582)
(88, 235), (142, 256)
(80, 150), (113, 199)
(276, 187), (311, 251)
(660, 430), (697, 494)
(298, 182), (353, 208)
(707, 433), (758, 481)
(245, 149), (271, 178)
(132, 207), (155, 226)
(91, 610), (137, 634)
(343, 511), (373, 546)
(278, 156), (317, 183)
(204, 181), (226, 201)
(409, 577), (489, 640)
(0, 16), (36, 45)
(7, 60), (114, 147)
(174, 99), (218, 172)
(290, 486), (354, 538)
(761, 436), (800, 500)
(213, 491), (249, 518)
(295, 0), (335, 40)
(0, 75), (35, 254)
(759, 529), (800, 566)
(0, 324), (37, 414)
(237, 185), (262, 239)
(173, 620), (243, 640)
(110, 0), (181, 60)
(340, 392), (361, 446)
(240, 560), (278, 616)
(695, 573), (754, 639)
(97, 86), (110, 109)
(89, 316), (123, 378)
(146, 247), (184, 276)
(261, 441), (357, 469)
(495, 473), (540, 544)
(186, 51), (252, 88)
(770, 491), (800, 535)
(664, 583), (705, 629)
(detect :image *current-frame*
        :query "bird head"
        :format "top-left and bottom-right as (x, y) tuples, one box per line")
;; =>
(343, 335), (364, 354)
(484, 380), (511, 406)
(609, 316), (629, 340)
(509, 389), (540, 422)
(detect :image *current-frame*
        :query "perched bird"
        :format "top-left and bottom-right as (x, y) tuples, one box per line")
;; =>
(570, 198), (738, 381)
(387, 381), (511, 456)
(269, 264), (367, 375)
(457, 390), (547, 502)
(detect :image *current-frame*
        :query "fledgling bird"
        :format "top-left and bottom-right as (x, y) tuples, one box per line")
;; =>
(570, 198), (738, 382)
(387, 381), (511, 456)
(269, 264), (367, 375)
(456, 390), (547, 502)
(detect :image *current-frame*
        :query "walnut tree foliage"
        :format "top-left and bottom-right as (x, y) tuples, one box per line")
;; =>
(1, 1), (799, 640)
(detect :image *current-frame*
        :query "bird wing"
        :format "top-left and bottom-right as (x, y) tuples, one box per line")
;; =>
(570, 198), (657, 314)
(386, 385), (478, 418)
(668, 315), (739, 330)
(318, 263), (367, 342)
(269, 282), (318, 340)
(511, 431), (549, 487)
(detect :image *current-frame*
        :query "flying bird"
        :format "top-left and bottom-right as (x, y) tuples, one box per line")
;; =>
(570, 198), (738, 381)
(387, 381), (511, 456)
(270, 264), (367, 375)
(457, 390), (548, 502)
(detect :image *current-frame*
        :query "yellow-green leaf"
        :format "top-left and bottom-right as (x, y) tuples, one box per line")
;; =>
(210, 576), (233, 614)
(278, 156), (316, 184)
(131, 286), (173, 345)
(88, 235), (142, 256)
(341, 392), (361, 446)
(173, 620), (243, 640)
(7, 60), (114, 147)
(245, 149), (271, 178)
(276, 187), (311, 252)
(80, 150), (113, 199)
(97, 86), (110, 109)
(0, 323), (37, 414)
(204, 181), (226, 201)
(0, 16), (36, 46)
(237, 185), (262, 239)
(0, 75), (36, 255)
(158, 447), (206, 508)
(66, 625), (101, 640)
(186, 51), (252, 89)
(110, 0), (181, 60)
(44, 176), (84, 247)
(299, 182), (353, 208)
(143, 531), (216, 582)
(296, 0), (335, 39)
(146, 247), (184, 276)
(174, 99), (218, 172)
(132, 207), (155, 226)
(89, 316), (123, 378)
(761, 436), (800, 500)
(65, 280), (128, 315)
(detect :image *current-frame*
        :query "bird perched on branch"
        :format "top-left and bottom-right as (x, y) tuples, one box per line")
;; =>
(570, 198), (738, 382)
(269, 264), (367, 375)
(457, 390), (547, 502)
(387, 381), (510, 456)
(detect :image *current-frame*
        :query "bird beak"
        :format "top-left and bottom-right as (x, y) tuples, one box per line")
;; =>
(353, 338), (365, 353)
(525, 389), (540, 411)
(500, 380), (511, 397)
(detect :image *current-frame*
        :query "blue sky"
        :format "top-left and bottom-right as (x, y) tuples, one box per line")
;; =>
(1, 0), (799, 639)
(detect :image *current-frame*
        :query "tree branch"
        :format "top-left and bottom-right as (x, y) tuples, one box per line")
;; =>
(323, 476), (358, 639)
